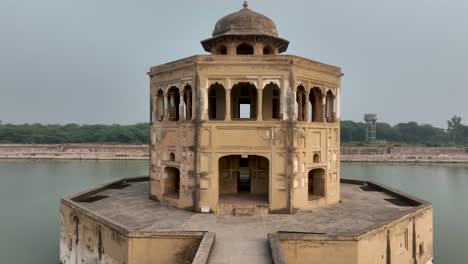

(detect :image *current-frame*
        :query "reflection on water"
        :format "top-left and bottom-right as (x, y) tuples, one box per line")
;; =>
(0, 160), (465, 264)
(342, 162), (468, 264)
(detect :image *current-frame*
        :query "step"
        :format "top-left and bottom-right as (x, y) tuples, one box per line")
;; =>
(217, 203), (269, 216)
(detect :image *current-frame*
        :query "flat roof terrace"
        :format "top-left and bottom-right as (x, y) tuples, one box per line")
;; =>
(64, 177), (429, 236)
(62, 178), (431, 264)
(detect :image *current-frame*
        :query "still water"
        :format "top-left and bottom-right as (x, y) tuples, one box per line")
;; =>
(0, 160), (466, 264)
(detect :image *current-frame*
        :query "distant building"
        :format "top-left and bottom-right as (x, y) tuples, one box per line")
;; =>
(364, 113), (377, 143)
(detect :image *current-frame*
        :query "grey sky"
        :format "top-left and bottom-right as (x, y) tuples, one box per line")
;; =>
(1, 0), (467, 127)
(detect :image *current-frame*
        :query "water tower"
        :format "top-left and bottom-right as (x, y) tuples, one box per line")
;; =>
(364, 113), (377, 143)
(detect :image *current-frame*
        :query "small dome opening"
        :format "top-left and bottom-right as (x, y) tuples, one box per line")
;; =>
(263, 45), (274, 55)
(237, 43), (254, 55)
(216, 45), (227, 55)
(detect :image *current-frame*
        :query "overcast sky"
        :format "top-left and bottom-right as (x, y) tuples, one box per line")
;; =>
(1, 0), (467, 127)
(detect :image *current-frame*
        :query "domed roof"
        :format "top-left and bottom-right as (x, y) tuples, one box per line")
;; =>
(212, 2), (278, 37)
(200, 2), (289, 54)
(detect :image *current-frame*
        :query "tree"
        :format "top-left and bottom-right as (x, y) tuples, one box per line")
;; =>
(447, 116), (465, 144)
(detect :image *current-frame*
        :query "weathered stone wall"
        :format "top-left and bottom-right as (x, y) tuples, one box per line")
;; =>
(277, 206), (433, 264)
(357, 207), (433, 264)
(60, 203), (129, 264)
(60, 201), (205, 264)
(280, 238), (358, 264)
(0, 144), (149, 160)
(149, 54), (342, 214)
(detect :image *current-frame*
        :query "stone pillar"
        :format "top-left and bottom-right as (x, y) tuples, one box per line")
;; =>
(336, 90), (340, 122)
(191, 88), (197, 121)
(322, 97), (326, 123)
(227, 43), (236, 56)
(186, 90), (192, 121)
(225, 88), (231, 121)
(254, 43), (263, 55)
(163, 92), (169, 121)
(257, 89), (263, 121)
(297, 90), (303, 121)
(179, 93), (185, 121)
(202, 87), (209, 120)
(151, 96), (156, 124)
(305, 90), (310, 122)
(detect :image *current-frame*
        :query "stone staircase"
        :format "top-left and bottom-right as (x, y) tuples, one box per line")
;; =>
(217, 203), (269, 216)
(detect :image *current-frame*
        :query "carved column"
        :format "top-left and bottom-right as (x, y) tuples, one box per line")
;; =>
(227, 43), (237, 56)
(179, 93), (185, 121)
(297, 90), (303, 121)
(257, 78), (263, 121)
(257, 89), (263, 121)
(163, 92), (169, 121)
(254, 43), (263, 55)
(322, 97), (326, 123)
(186, 89), (192, 121)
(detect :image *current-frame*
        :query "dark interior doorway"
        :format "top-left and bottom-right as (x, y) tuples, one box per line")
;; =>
(218, 155), (269, 205)
(237, 156), (250, 192)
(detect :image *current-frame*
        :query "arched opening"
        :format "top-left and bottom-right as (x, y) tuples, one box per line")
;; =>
(169, 152), (175, 161)
(208, 83), (226, 120)
(263, 45), (274, 55)
(326, 90), (335, 123)
(183, 85), (193, 120)
(156, 90), (164, 121)
(262, 83), (280, 120)
(164, 167), (180, 199)
(308, 168), (325, 200)
(419, 242), (424, 256)
(296, 85), (306, 121)
(313, 153), (320, 163)
(218, 155), (269, 205)
(310, 87), (323, 122)
(167, 87), (180, 121)
(216, 45), (227, 55)
(236, 43), (254, 55)
(231, 82), (257, 120)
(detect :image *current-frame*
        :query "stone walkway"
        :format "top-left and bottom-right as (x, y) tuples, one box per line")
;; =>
(181, 215), (272, 263)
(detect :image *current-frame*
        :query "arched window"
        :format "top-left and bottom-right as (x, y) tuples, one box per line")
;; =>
(308, 169), (325, 200)
(208, 83), (226, 120)
(296, 85), (306, 121)
(164, 167), (180, 198)
(167, 87), (180, 121)
(156, 90), (164, 121)
(313, 153), (320, 163)
(183, 85), (193, 120)
(262, 83), (280, 120)
(237, 43), (254, 55)
(326, 90), (335, 123)
(263, 45), (274, 55)
(169, 152), (175, 161)
(231, 82), (257, 119)
(310, 87), (323, 122)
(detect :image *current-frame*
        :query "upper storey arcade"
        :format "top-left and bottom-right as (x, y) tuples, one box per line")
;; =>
(148, 55), (342, 125)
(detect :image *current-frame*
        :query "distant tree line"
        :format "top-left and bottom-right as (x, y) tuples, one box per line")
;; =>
(341, 116), (468, 146)
(0, 123), (149, 144)
(1, 116), (468, 146)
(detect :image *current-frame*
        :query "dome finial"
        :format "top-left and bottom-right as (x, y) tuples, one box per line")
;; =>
(243, 1), (248, 9)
